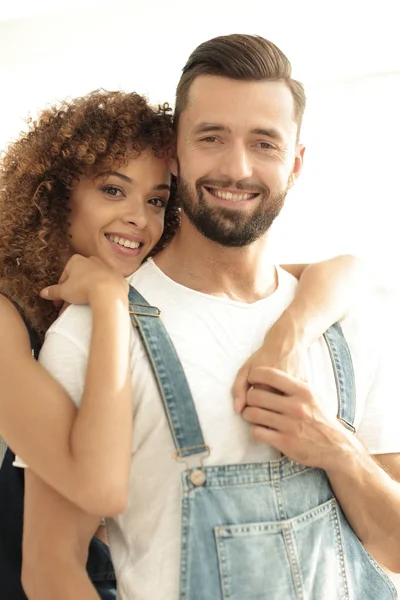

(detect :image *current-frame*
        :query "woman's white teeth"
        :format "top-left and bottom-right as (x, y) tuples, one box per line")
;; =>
(210, 189), (255, 201)
(107, 235), (140, 249)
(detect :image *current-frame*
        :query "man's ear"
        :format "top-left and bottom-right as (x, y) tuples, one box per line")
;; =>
(168, 157), (178, 177)
(288, 144), (305, 189)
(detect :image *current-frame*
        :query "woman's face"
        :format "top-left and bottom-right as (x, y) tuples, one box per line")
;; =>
(68, 152), (171, 276)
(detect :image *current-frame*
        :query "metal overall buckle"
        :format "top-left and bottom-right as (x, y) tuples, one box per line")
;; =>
(174, 445), (211, 488)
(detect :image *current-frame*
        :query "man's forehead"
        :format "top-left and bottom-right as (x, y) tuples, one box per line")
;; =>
(183, 75), (297, 135)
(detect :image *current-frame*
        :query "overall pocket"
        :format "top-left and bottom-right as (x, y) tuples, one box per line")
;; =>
(214, 499), (350, 600)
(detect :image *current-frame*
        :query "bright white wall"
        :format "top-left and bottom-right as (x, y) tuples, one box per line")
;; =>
(0, 0), (399, 284)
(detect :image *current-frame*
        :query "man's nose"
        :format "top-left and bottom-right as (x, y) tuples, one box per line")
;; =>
(220, 143), (253, 182)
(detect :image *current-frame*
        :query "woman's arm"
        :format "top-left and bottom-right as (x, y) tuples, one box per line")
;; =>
(234, 255), (371, 410)
(279, 255), (371, 345)
(0, 256), (132, 516)
(22, 470), (100, 599)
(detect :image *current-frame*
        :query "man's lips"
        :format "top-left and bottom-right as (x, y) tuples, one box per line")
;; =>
(204, 186), (260, 203)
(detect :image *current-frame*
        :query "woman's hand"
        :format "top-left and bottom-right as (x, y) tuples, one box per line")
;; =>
(233, 312), (309, 413)
(40, 254), (129, 307)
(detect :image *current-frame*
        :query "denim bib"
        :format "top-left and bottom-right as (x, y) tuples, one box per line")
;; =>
(129, 286), (397, 600)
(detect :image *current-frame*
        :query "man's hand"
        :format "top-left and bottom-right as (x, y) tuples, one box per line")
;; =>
(40, 254), (129, 307)
(241, 366), (354, 470)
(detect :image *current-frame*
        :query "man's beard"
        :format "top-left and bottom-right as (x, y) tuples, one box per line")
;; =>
(176, 170), (289, 248)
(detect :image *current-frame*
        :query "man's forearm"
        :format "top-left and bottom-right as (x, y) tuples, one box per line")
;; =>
(326, 438), (400, 572)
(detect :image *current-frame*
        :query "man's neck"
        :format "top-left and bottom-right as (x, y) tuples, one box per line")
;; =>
(154, 223), (277, 304)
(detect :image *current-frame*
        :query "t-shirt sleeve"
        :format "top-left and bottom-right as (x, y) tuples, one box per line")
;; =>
(38, 331), (88, 408)
(14, 330), (88, 469)
(356, 297), (400, 455)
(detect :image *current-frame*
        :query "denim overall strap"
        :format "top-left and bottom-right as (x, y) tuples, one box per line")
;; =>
(128, 285), (208, 459)
(323, 322), (356, 432)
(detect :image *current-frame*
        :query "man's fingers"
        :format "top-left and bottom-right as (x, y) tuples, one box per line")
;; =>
(252, 425), (286, 451)
(246, 386), (296, 414)
(232, 363), (250, 413)
(248, 366), (309, 397)
(242, 406), (295, 432)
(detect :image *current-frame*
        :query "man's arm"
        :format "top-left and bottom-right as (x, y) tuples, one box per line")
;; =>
(22, 469), (100, 600)
(240, 365), (400, 573)
(328, 451), (400, 571)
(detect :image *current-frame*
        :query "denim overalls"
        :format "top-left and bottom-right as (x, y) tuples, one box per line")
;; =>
(129, 286), (397, 600)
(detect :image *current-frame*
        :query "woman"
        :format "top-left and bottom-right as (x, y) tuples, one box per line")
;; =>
(0, 89), (369, 598)
(0, 89), (179, 599)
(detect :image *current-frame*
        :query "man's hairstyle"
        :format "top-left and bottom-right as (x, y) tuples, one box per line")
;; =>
(174, 34), (306, 136)
(0, 90), (179, 337)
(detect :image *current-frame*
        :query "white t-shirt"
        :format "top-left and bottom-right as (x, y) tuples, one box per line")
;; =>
(37, 259), (400, 600)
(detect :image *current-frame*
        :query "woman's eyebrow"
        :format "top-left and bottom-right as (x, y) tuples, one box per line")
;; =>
(97, 172), (170, 192)
(97, 170), (133, 184)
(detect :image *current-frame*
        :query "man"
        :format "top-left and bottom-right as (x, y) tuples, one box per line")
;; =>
(23, 34), (400, 599)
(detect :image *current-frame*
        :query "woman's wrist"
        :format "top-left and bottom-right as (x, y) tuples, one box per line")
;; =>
(88, 276), (129, 306)
(267, 308), (309, 350)
(88, 281), (129, 310)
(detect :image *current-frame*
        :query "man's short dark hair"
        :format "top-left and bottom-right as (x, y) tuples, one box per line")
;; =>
(175, 34), (306, 138)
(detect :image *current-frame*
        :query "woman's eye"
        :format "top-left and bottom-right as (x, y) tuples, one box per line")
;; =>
(101, 185), (123, 198)
(148, 197), (167, 208)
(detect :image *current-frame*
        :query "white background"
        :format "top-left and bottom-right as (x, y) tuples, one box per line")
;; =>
(1, 0), (399, 285)
(0, 0), (399, 588)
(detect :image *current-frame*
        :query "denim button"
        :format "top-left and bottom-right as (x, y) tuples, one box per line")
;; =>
(190, 469), (206, 487)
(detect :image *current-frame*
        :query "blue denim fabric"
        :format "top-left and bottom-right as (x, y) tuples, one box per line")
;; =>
(87, 537), (117, 598)
(129, 286), (397, 600)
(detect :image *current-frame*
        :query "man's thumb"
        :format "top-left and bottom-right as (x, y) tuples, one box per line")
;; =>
(232, 363), (250, 413)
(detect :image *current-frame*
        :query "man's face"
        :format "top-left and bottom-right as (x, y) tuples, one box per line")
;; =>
(173, 75), (305, 247)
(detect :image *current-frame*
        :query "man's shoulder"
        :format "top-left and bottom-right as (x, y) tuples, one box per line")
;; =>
(44, 303), (92, 348)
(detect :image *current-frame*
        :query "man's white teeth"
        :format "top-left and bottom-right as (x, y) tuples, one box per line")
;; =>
(210, 189), (255, 202)
(107, 235), (140, 249)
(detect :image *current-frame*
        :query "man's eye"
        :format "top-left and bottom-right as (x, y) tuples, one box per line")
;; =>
(256, 142), (274, 150)
(101, 185), (123, 197)
(148, 197), (167, 208)
(200, 136), (218, 143)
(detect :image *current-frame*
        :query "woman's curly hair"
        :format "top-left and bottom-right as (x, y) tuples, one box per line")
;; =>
(0, 90), (180, 338)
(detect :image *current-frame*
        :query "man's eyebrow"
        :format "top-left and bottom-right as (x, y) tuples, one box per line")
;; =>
(192, 123), (284, 142)
(96, 171), (170, 191)
(192, 123), (230, 134)
(251, 127), (284, 141)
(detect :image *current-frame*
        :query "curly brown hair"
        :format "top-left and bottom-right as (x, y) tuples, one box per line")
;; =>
(0, 90), (180, 338)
